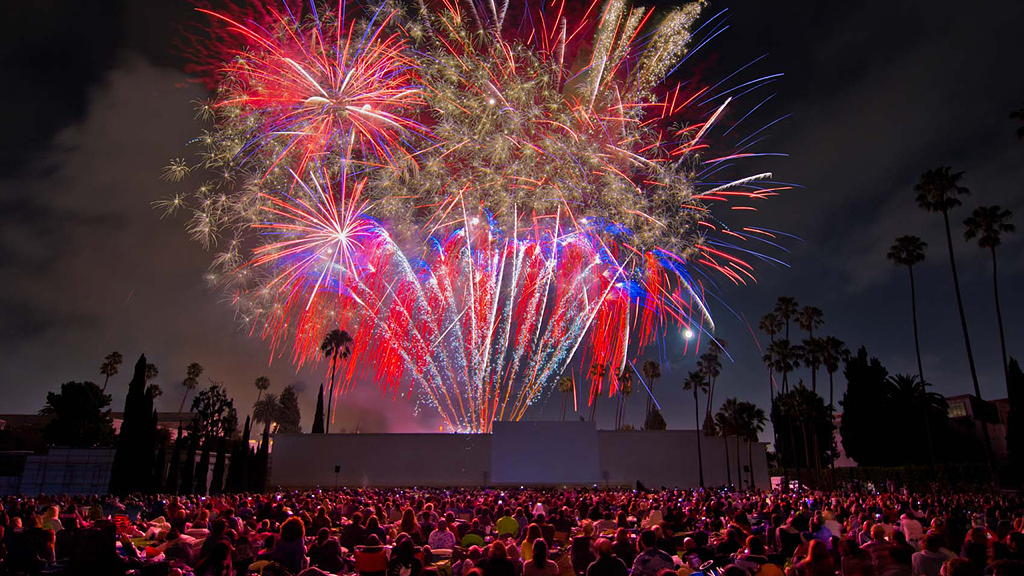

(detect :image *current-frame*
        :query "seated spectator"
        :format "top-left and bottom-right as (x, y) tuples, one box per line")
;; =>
(356, 534), (390, 576)
(631, 529), (674, 576)
(269, 516), (309, 574)
(390, 534), (425, 576)
(586, 538), (628, 576)
(786, 539), (833, 576)
(309, 527), (346, 574)
(430, 519), (458, 550)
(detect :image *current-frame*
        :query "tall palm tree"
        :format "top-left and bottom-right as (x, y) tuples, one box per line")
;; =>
(179, 362), (204, 413)
(802, 337), (826, 394)
(797, 306), (824, 339)
(698, 349), (723, 434)
(714, 399), (742, 487)
(587, 362), (608, 423)
(253, 393), (280, 434)
(253, 376), (271, 405)
(773, 297), (800, 340)
(887, 235), (928, 383)
(641, 360), (661, 417)
(914, 167), (982, 400)
(99, 351), (123, 392)
(683, 370), (708, 487)
(736, 401), (767, 489)
(763, 339), (802, 394)
(615, 369), (633, 430)
(557, 375), (574, 421)
(820, 336), (849, 413)
(964, 205), (1015, 387)
(320, 328), (353, 434)
(759, 313), (783, 404)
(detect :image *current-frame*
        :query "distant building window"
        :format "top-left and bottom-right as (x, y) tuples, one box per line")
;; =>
(948, 401), (968, 419)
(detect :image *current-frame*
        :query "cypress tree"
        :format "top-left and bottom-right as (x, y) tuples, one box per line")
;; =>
(312, 384), (325, 434)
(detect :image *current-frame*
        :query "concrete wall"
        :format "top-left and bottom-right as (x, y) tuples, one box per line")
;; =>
(271, 433), (492, 488)
(271, 424), (770, 489)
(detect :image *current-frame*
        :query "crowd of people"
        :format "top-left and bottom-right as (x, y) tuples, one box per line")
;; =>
(0, 486), (1021, 576)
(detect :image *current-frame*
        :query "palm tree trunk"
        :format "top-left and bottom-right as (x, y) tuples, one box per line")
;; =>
(747, 440), (755, 489)
(942, 210), (993, 473)
(991, 246), (1009, 388)
(694, 388), (704, 487)
(810, 367), (817, 394)
(735, 435), (742, 489)
(561, 393), (567, 422)
(179, 391), (190, 414)
(103, 375), (110, 392)
(908, 264), (925, 383)
(723, 435), (731, 486)
(326, 352), (338, 434)
(828, 371), (835, 414)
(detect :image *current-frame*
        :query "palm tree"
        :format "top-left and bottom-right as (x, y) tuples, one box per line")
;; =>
(887, 235), (928, 383)
(683, 370), (708, 487)
(320, 328), (353, 434)
(763, 339), (802, 394)
(773, 297), (800, 340)
(557, 375), (574, 421)
(615, 369), (633, 430)
(253, 376), (271, 405)
(820, 336), (849, 413)
(698, 349), (723, 435)
(735, 401), (767, 489)
(253, 393), (280, 434)
(759, 313), (783, 404)
(914, 167), (982, 400)
(587, 362), (609, 423)
(179, 362), (204, 413)
(886, 374), (946, 468)
(797, 306), (824, 339)
(714, 399), (742, 487)
(964, 205), (1015, 387)
(641, 360), (661, 417)
(802, 337), (826, 394)
(99, 351), (123, 392)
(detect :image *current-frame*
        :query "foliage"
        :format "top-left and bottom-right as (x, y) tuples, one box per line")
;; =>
(771, 385), (834, 470)
(253, 393), (280, 429)
(189, 385), (238, 445)
(276, 385), (302, 433)
(887, 235), (927, 267)
(100, 351), (123, 391)
(1007, 358), (1024, 481)
(643, 408), (667, 430)
(41, 381), (114, 448)
(839, 347), (890, 465)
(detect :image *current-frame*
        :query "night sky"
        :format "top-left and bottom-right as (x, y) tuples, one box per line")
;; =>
(2, 0), (1022, 435)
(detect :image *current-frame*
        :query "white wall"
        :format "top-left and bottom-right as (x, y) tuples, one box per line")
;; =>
(271, 424), (770, 489)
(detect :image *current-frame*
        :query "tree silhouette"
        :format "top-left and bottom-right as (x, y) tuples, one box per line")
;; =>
(557, 375), (574, 422)
(99, 351), (123, 392)
(179, 362), (203, 413)
(254, 375), (271, 405)
(772, 385), (833, 481)
(276, 385), (302, 433)
(683, 370), (708, 487)
(802, 337), (825, 394)
(763, 339), (802, 394)
(587, 362), (608, 423)
(698, 345), (724, 435)
(887, 235), (928, 382)
(320, 329), (353, 433)
(820, 336), (849, 413)
(311, 383), (326, 434)
(735, 400), (767, 489)
(797, 306), (824, 339)
(41, 381), (114, 448)
(773, 297), (800, 340)
(964, 205), (1015, 388)
(615, 369), (633, 430)
(253, 393), (280, 433)
(641, 360), (661, 418)
(714, 399), (741, 486)
(759, 312), (783, 405)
